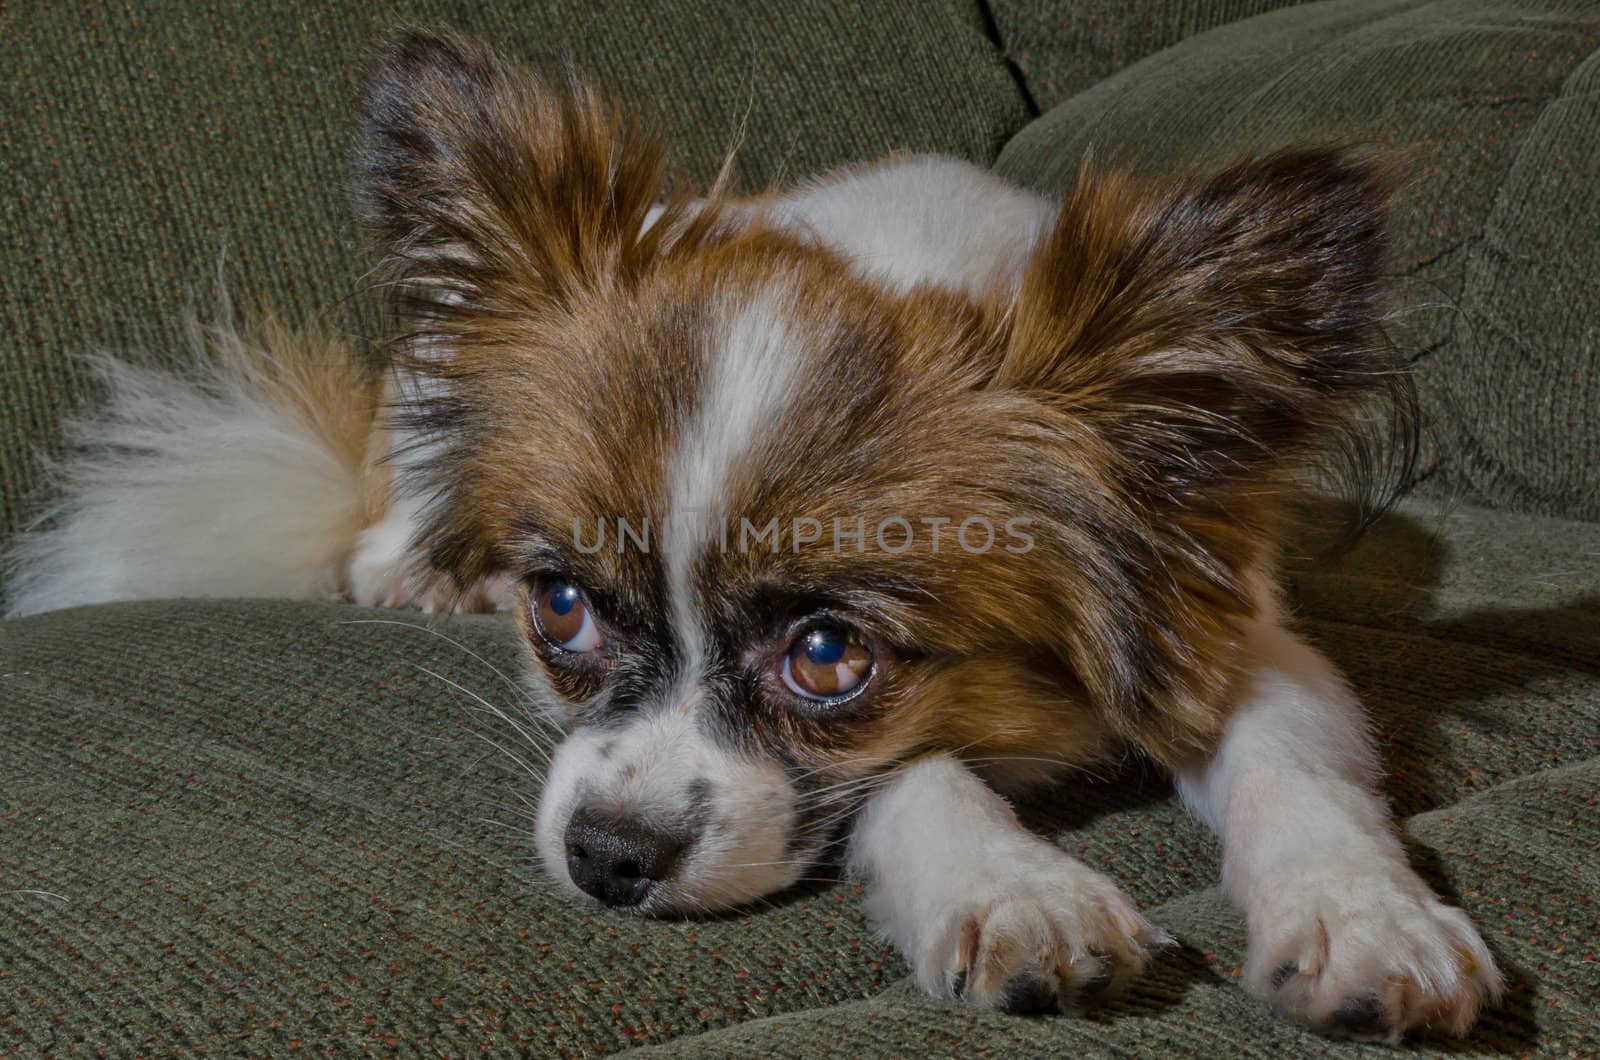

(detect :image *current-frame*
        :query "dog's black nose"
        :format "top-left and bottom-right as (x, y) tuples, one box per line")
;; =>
(564, 808), (686, 908)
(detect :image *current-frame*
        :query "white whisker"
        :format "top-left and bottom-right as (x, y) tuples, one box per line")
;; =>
(463, 728), (548, 787)
(414, 664), (554, 767)
(475, 817), (539, 838)
(340, 616), (539, 708)
(2, 890), (69, 903)
(474, 795), (541, 822)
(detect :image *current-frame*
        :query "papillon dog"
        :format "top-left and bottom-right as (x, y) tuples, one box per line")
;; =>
(6, 29), (1503, 1041)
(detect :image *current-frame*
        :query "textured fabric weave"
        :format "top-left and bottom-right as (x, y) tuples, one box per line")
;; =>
(984, 0), (1306, 111)
(4, 501), (1598, 1054)
(993, 0), (1600, 522)
(0, 0), (1029, 558)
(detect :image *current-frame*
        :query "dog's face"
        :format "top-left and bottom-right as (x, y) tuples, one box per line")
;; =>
(501, 252), (1131, 913)
(357, 33), (1409, 914)
(400, 219), (1123, 914)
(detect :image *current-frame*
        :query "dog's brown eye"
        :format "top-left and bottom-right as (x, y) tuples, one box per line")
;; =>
(781, 623), (873, 703)
(533, 580), (603, 653)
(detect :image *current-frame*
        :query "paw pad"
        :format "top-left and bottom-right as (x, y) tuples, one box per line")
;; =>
(1329, 994), (1388, 1038)
(999, 972), (1060, 1016)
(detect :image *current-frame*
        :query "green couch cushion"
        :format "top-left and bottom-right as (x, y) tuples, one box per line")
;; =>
(0, 1), (1029, 559)
(993, 0), (1600, 523)
(5, 500), (1598, 1054)
(984, 0), (1306, 112)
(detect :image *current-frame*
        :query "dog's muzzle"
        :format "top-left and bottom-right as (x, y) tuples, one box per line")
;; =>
(563, 806), (690, 908)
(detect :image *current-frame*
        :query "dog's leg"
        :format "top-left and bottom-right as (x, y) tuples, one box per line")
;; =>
(347, 491), (430, 609)
(1175, 612), (1502, 1040)
(345, 377), (511, 614)
(346, 492), (513, 612)
(848, 755), (1164, 1013)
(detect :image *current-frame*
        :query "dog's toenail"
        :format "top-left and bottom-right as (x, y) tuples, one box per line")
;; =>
(999, 972), (1059, 1016)
(949, 969), (968, 999)
(1330, 993), (1388, 1037)
(1078, 956), (1115, 997)
(1271, 961), (1299, 989)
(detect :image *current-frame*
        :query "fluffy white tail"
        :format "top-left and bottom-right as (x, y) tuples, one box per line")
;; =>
(5, 312), (379, 618)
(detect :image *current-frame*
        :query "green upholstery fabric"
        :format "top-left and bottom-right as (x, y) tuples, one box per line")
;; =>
(993, 0), (1600, 522)
(984, 0), (1305, 111)
(7, 1), (1600, 1054)
(4, 501), (1598, 1054)
(0, 0), (1029, 557)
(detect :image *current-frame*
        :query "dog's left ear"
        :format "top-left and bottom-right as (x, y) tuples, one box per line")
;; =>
(988, 150), (1415, 751)
(356, 29), (673, 318)
(997, 148), (1405, 503)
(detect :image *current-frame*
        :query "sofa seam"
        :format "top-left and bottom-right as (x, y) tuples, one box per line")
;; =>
(970, 0), (1040, 120)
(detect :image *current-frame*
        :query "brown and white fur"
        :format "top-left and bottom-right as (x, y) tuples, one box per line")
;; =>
(6, 30), (1501, 1041)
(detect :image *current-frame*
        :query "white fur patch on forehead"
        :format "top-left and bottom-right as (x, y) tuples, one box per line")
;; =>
(662, 283), (807, 668)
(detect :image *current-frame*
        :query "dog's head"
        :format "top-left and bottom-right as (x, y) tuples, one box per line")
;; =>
(356, 31), (1414, 914)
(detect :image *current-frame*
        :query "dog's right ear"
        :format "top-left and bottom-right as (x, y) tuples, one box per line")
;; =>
(356, 29), (673, 321)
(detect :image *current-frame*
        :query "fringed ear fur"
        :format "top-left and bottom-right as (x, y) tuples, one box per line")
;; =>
(999, 147), (1415, 510)
(356, 28), (697, 329)
(986, 149), (1419, 758)
(355, 30), (719, 588)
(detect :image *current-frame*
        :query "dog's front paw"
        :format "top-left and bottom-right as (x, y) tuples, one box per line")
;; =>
(347, 533), (513, 613)
(911, 846), (1165, 1015)
(349, 561), (509, 613)
(1249, 862), (1502, 1041)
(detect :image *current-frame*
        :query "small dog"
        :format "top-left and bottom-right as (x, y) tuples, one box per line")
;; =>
(7, 30), (1502, 1041)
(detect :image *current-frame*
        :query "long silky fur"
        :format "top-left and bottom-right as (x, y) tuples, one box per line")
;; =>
(4, 305), (377, 617)
(356, 29), (734, 594)
(977, 149), (1420, 758)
